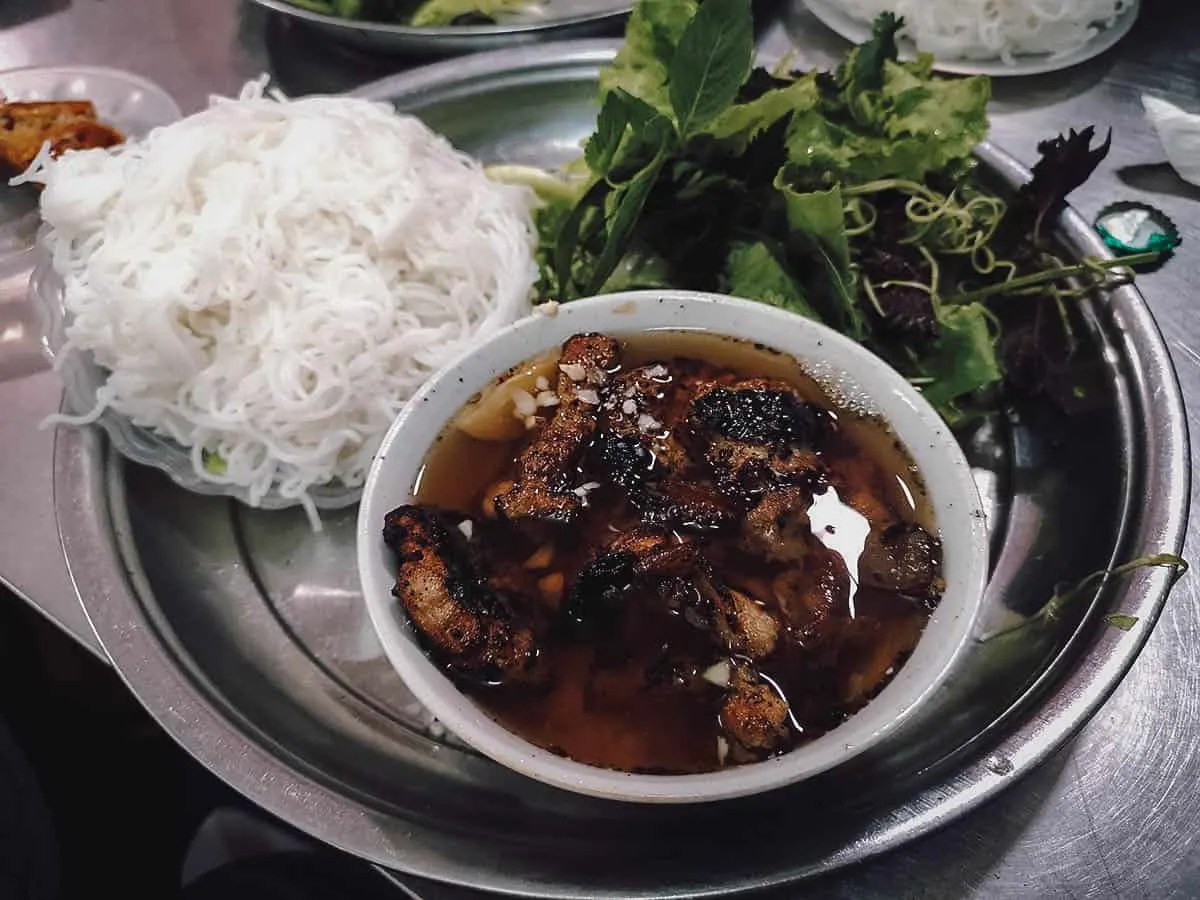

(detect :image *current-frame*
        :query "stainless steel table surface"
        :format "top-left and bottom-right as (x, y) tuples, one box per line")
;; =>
(0, 1), (1197, 897)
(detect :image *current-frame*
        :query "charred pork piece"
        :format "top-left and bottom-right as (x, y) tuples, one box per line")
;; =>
(687, 379), (830, 497)
(709, 586), (780, 659)
(383, 505), (539, 682)
(741, 486), (815, 563)
(612, 528), (702, 578)
(596, 362), (737, 531)
(641, 479), (736, 532)
(566, 527), (785, 660)
(564, 528), (700, 629)
(496, 333), (620, 524)
(599, 363), (689, 483)
(860, 522), (944, 598)
(770, 547), (851, 648)
(720, 663), (790, 756)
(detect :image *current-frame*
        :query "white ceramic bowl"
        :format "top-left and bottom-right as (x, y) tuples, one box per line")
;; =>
(357, 290), (989, 804)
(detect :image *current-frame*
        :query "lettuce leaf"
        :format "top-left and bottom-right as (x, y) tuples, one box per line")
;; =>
(784, 59), (990, 183)
(409, 0), (535, 25)
(774, 175), (865, 339)
(919, 303), (1003, 412)
(708, 73), (821, 150)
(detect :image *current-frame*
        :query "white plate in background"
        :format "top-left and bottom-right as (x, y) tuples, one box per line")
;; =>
(803, 0), (1140, 76)
(0, 66), (181, 257)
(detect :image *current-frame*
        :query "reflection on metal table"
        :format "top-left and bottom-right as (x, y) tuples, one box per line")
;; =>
(0, 1), (1197, 898)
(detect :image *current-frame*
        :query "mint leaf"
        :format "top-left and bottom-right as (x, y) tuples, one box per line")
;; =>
(668, 0), (754, 138)
(585, 141), (669, 295)
(553, 179), (609, 298)
(585, 92), (631, 174)
(600, 0), (698, 116)
(606, 90), (677, 180)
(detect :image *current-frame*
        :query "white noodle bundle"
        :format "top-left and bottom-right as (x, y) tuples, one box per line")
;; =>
(17, 79), (538, 526)
(835, 0), (1130, 63)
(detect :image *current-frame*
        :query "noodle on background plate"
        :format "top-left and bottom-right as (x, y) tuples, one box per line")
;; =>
(17, 78), (540, 527)
(833, 0), (1131, 63)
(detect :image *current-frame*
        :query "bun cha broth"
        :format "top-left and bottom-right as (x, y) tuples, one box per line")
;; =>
(383, 330), (944, 775)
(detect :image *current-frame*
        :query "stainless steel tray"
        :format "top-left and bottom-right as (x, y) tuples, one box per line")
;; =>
(248, 0), (630, 56)
(56, 40), (1189, 899)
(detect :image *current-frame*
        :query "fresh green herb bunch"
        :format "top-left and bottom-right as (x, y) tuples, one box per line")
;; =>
(525, 0), (1149, 424)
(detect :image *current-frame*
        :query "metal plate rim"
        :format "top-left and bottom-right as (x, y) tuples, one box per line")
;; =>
(56, 40), (1191, 898)
(249, 0), (633, 39)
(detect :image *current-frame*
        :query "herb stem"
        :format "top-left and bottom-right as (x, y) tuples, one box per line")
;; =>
(485, 164), (584, 205)
(945, 252), (1159, 304)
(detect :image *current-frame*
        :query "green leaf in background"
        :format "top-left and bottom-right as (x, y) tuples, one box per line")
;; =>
(409, 0), (535, 26)
(723, 241), (822, 321)
(1104, 614), (1139, 632)
(585, 92), (632, 174)
(844, 11), (903, 93)
(599, 0), (698, 116)
(585, 142), (669, 295)
(774, 176), (864, 338)
(708, 74), (821, 149)
(919, 303), (1002, 410)
(668, 0), (755, 138)
(881, 61), (990, 168)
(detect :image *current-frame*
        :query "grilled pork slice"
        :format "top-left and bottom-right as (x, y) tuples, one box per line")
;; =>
(687, 378), (830, 499)
(495, 333), (621, 524)
(383, 505), (540, 683)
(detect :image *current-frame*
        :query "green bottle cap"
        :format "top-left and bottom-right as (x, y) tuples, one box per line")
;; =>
(1094, 201), (1181, 259)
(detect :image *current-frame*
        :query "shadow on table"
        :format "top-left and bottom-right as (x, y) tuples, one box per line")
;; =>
(0, 0), (69, 31)
(1116, 162), (1200, 204)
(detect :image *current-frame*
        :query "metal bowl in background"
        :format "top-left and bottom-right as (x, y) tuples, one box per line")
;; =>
(247, 0), (632, 56)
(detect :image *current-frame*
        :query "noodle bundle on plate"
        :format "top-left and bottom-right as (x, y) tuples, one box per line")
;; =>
(16, 79), (539, 526)
(834, 0), (1131, 63)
